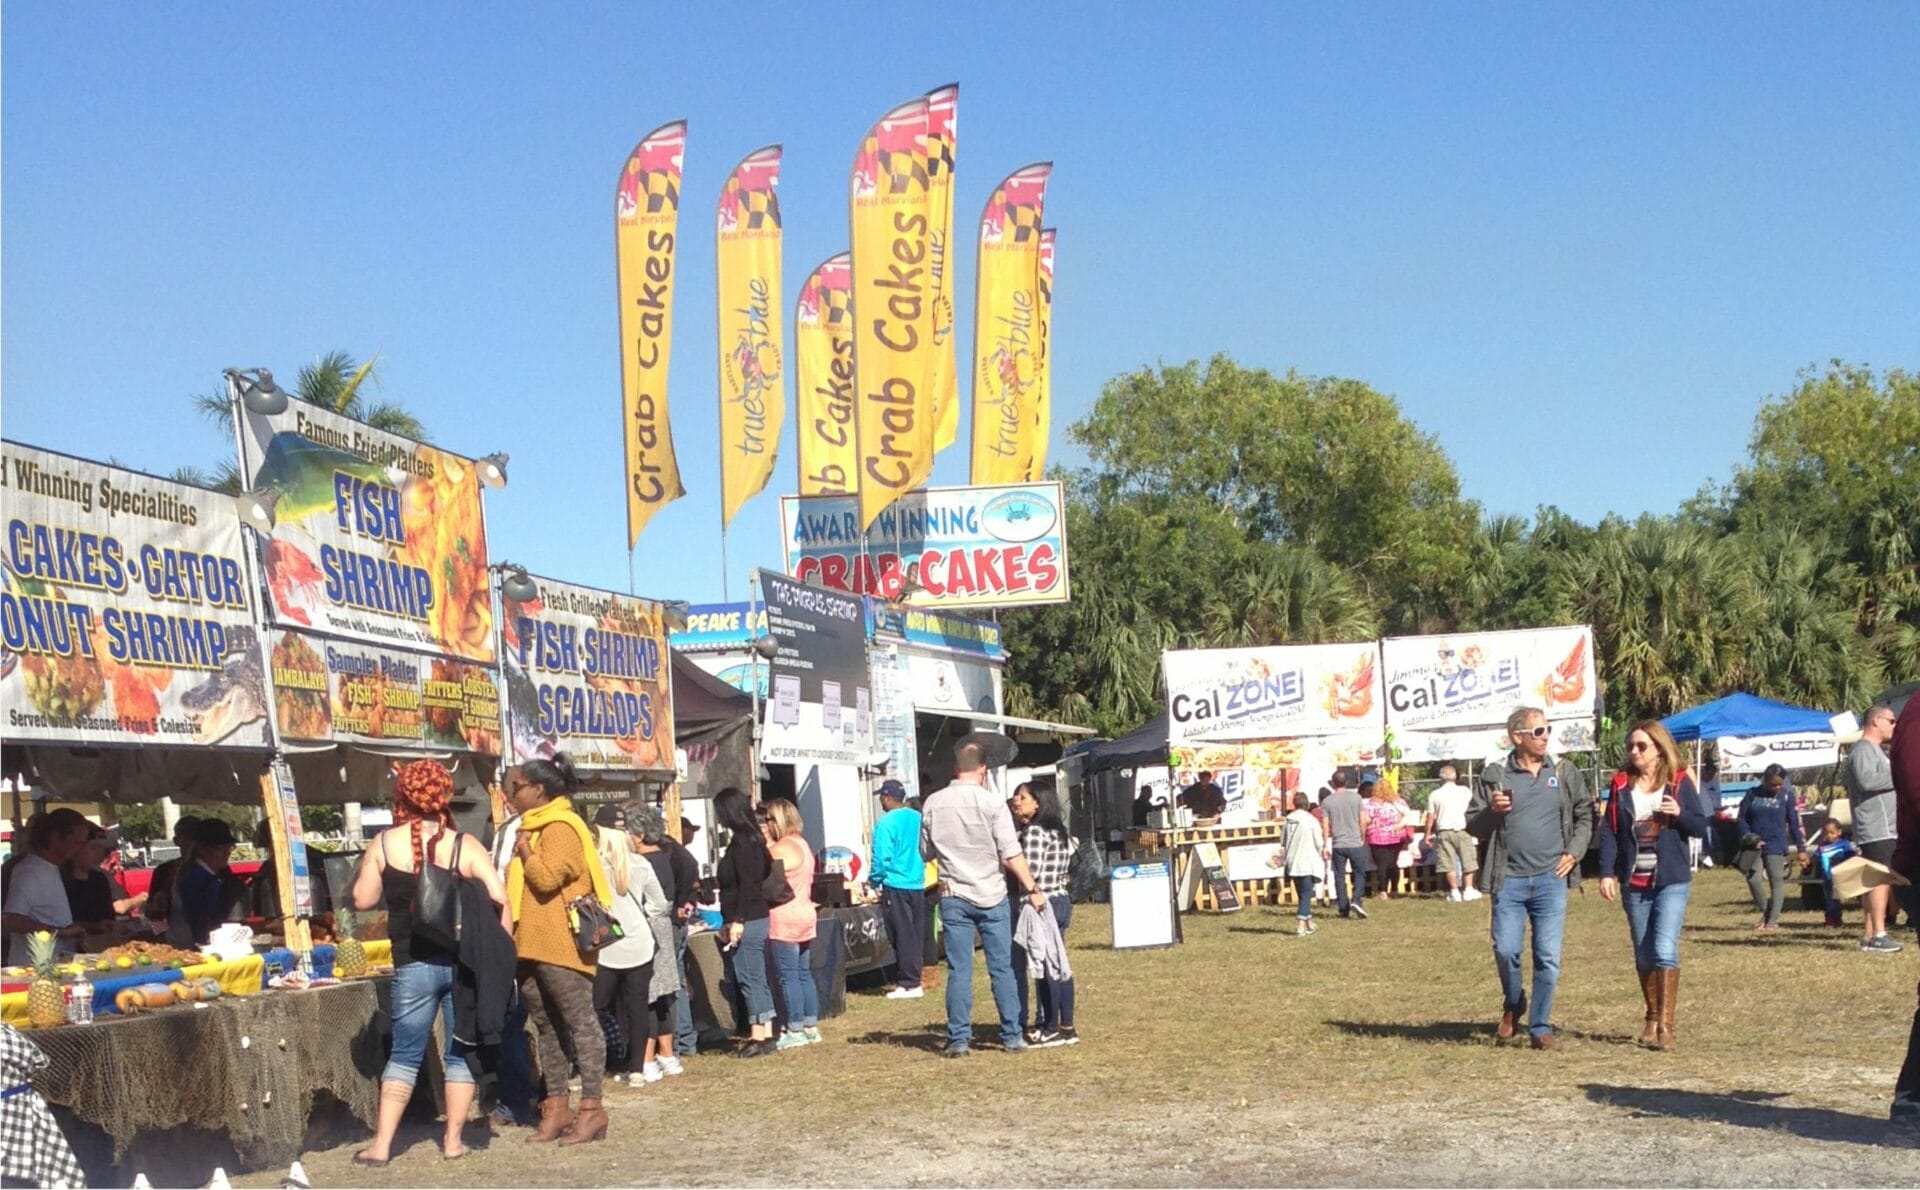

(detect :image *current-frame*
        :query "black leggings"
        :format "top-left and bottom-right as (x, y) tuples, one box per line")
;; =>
(592, 960), (654, 1074)
(1369, 845), (1401, 895)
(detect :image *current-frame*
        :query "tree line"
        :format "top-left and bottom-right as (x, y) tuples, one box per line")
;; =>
(1001, 356), (1920, 756)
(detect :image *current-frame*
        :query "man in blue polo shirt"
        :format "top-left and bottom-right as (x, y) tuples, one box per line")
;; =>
(868, 779), (929, 999)
(1469, 705), (1593, 1050)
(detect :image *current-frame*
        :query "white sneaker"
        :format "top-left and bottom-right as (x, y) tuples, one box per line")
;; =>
(886, 986), (925, 1000)
(1463, 888), (1483, 902)
(641, 1060), (665, 1083)
(1447, 890), (1463, 902)
(657, 1054), (685, 1077)
(625, 1071), (648, 1087)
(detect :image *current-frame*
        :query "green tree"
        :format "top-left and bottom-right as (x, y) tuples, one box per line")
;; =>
(1071, 355), (1478, 630)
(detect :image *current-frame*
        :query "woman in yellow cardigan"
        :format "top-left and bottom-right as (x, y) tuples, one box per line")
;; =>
(505, 754), (613, 1146)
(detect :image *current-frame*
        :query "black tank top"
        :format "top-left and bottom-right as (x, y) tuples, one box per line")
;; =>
(379, 830), (457, 967)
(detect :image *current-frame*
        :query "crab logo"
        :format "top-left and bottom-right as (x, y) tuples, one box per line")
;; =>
(725, 333), (783, 405)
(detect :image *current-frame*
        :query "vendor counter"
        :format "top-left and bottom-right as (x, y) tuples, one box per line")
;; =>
(2, 941), (393, 1027)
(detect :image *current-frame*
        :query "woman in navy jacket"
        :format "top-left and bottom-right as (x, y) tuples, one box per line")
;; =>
(1736, 764), (1807, 932)
(1599, 719), (1710, 1052)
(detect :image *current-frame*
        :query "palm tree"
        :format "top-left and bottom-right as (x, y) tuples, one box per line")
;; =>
(1202, 543), (1379, 647)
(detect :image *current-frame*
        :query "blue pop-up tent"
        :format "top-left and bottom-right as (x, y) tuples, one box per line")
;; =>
(1660, 692), (1836, 742)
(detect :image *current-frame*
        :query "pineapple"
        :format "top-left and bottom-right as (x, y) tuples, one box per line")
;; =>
(334, 909), (367, 978)
(27, 932), (67, 1029)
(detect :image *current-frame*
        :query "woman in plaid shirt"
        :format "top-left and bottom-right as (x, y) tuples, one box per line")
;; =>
(1009, 784), (1080, 1047)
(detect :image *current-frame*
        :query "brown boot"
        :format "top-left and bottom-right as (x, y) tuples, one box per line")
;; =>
(527, 1095), (573, 1144)
(1637, 968), (1660, 1048)
(1656, 970), (1679, 1051)
(558, 1097), (608, 1146)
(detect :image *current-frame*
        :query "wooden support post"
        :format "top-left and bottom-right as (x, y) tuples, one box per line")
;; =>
(258, 762), (310, 954)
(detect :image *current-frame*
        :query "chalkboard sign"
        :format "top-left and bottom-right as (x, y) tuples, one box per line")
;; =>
(1190, 841), (1242, 913)
(1110, 859), (1180, 950)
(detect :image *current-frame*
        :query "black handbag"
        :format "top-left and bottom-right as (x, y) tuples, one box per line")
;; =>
(568, 893), (624, 953)
(412, 831), (464, 951)
(762, 851), (796, 908)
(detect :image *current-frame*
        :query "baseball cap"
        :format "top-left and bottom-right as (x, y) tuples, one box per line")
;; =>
(593, 804), (628, 831)
(878, 779), (908, 800)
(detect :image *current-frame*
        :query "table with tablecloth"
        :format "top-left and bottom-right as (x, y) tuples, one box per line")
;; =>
(25, 975), (393, 1172)
(2, 941), (393, 1027)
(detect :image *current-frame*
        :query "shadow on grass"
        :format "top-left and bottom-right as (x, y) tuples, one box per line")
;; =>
(1582, 1084), (1890, 1145)
(1330, 1019), (1639, 1046)
(846, 1026), (1030, 1055)
(1694, 936), (1855, 950)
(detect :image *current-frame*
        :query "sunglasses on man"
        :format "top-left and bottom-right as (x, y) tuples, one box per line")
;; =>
(1515, 725), (1551, 740)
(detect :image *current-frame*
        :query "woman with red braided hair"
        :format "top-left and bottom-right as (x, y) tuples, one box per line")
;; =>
(348, 759), (508, 1167)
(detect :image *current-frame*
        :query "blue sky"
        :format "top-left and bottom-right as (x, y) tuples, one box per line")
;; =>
(4, 4), (1916, 605)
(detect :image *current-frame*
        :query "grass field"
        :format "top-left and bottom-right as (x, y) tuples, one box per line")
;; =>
(248, 871), (1920, 1187)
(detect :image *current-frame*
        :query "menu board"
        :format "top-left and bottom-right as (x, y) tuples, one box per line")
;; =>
(0, 441), (272, 749)
(757, 571), (871, 766)
(268, 628), (501, 752)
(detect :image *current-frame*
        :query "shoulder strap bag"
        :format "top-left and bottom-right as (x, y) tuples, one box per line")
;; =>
(412, 830), (464, 951)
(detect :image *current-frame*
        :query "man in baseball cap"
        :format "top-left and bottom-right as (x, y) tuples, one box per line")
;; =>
(870, 779), (928, 999)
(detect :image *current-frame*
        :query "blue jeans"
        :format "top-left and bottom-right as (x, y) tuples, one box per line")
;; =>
(724, 917), (775, 1027)
(671, 924), (700, 1053)
(771, 939), (818, 1030)
(1623, 879), (1691, 970)
(940, 896), (1023, 1050)
(1013, 895), (1074, 1032)
(384, 958), (472, 1086)
(498, 990), (532, 1111)
(1292, 876), (1317, 920)
(1331, 847), (1370, 916)
(1490, 872), (1568, 1039)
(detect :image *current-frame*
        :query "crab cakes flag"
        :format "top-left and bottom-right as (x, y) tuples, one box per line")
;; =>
(850, 95), (936, 532)
(717, 145), (786, 528)
(969, 162), (1052, 486)
(924, 85), (960, 454)
(618, 121), (689, 547)
(795, 252), (857, 496)
(0, 440), (272, 749)
(1029, 228), (1055, 479)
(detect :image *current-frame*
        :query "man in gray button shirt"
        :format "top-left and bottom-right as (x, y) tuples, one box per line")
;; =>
(1469, 706), (1592, 1050)
(921, 738), (1048, 1058)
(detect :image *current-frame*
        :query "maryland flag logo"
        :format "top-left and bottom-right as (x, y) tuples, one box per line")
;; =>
(852, 98), (930, 199)
(618, 121), (687, 225)
(981, 165), (1049, 245)
(926, 84), (957, 183)
(799, 255), (853, 328)
(718, 146), (783, 234)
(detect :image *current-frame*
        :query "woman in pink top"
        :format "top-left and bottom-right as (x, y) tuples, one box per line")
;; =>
(1361, 777), (1412, 900)
(762, 798), (820, 1050)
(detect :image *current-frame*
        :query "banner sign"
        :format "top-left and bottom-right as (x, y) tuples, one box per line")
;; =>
(1163, 642), (1383, 747)
(850, 95), (936, 531)
(970, 162), (1052, 487)
(757, 571), (871, 766)
(1716, 731), (1839, 775)
(925, 84), (960, 454)
(717, 144), (785, 528)
(869, 602), (1005, 661)
(267, 760), (315, 917)
(1381, 626), (1594, 733)
(498, 574), (675, 773)
(1171, 738), (1389, 823)
(235, 400), (495, 664)
(781, 481), (1069, 608)
(670, 602), (769, 653)
(868, 645), (920, 797)
(267, 629), (501, 752)
(618, 120), (689, 546)
(794, 253), (857, 496)
(0, 441), (272, 749)
(1394, 719), (1600, 763)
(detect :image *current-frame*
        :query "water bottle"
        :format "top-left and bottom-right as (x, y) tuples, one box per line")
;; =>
(68, 969), (94, 1024)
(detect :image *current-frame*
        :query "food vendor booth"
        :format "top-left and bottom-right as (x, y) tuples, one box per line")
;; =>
(1125, 642), (1388, 911)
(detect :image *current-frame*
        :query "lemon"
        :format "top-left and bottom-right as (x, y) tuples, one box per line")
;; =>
(116, 957), (134, 969)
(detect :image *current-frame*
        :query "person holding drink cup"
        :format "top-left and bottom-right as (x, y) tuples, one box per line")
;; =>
(1597, 720), (1709, 1051)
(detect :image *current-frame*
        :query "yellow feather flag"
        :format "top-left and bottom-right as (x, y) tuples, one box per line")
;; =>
(716, 145), (786, 529)
(969, 162), (1052, 486)
(617, 120), (688, 547)
(849, 96), (936, 531)
(794, 252), (857, 495)
(924, 84), (961, 453)
(1027, 227), (1056, 480)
